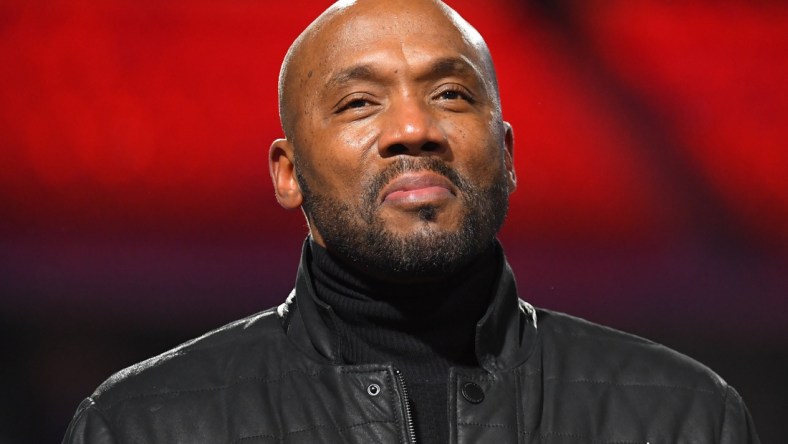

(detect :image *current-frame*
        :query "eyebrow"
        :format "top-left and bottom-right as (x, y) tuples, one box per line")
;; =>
(325, 56), (482, 91)
(421, 57), (477, 81)
(325, 65), (378, 91)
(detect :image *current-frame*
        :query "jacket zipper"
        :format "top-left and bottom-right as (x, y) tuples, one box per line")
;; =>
(395, 369), (417, 444)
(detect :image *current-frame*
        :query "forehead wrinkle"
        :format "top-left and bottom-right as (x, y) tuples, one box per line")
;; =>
(328, 55), (483, 88)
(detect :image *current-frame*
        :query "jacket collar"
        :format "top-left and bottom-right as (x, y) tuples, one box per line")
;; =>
(280, 239), (538, 372)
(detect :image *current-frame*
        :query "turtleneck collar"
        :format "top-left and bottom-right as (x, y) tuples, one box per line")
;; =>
(308, 238), (499, 373)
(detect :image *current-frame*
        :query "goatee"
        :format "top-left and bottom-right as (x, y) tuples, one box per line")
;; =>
(296, 156), (509, 281)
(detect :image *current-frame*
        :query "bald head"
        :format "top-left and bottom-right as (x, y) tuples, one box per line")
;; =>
(277, 0), (500, 141)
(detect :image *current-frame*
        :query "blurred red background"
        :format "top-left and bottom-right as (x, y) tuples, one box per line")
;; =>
(1, 0), (786, 441)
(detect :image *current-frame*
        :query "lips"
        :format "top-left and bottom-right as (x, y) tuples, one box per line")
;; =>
(380, 172), (456, 205)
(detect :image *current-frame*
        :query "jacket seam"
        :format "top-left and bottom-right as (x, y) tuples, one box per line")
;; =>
(458, 422), (512, 428)
(515, 368), (524, 440)
(450, 371), (458, 444)
(460, 424), (649, 444)
(231, 419), (396, 443)
(384, 371), (406, 444)
(543, 377), (717, 394)
(520, 430), (648, 443)
(98, 369), (323, 410)
(717, 384), (733, 441)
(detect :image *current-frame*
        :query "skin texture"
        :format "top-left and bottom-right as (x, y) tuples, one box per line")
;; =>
(269, 0), (516, 282)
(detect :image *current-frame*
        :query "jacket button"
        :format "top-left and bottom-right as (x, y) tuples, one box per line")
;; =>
(461, 382), (484, 404)
(367, 383), (381, 396)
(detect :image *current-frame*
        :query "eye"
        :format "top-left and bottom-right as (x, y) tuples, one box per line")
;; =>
(438, 90), (464, 100)
(335, 93), (378, 114)
(434, 85), (475, 104)
(344, 99), (370, 109)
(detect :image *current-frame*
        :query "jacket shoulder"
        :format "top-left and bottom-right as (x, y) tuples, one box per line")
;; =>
(90, 306), (302, 408)
(535, 308), (727, 393)
(528, 309), (760, 442)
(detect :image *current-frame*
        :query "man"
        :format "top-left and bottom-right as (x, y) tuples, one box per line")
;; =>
(63, 0), (760, 442)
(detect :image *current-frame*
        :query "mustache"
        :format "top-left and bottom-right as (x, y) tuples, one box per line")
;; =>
(363, 157), (468, 205)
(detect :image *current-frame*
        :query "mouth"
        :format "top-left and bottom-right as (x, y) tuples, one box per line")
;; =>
(379, 172), (457, 207)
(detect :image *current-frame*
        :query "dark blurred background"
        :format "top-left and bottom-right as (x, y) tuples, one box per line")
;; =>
(1, 0), (786, 442)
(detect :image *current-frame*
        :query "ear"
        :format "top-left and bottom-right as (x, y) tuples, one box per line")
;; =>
(269, 138), (303, 210)
(502, 121), (517, 193)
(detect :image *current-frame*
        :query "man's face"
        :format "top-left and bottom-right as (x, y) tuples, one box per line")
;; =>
(276, 1), (515, 281)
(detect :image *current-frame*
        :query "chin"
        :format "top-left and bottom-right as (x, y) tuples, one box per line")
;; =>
(383, 204), (463, 232)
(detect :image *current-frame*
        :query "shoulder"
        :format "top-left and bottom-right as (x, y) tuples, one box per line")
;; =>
(519, 308), (760, 442)
(90, 306), (305, 409)
(535, 308), (727, 396)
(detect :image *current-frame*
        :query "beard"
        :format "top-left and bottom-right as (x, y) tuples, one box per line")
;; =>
(295, 156), (510, 281)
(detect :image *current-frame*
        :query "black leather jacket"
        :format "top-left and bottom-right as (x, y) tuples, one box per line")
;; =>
(63, 243), (760, 443)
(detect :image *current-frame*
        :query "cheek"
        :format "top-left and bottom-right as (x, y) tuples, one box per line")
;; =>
(443, 118), (505, 182)
(337, 122), (380, 160)
(300, 123), (379, 197)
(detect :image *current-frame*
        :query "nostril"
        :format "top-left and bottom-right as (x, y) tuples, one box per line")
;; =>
(387, 144), (409, 155)
(421, 142), (440, 152)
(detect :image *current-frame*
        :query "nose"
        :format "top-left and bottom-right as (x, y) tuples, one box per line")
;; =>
(377, 96), (447, 157)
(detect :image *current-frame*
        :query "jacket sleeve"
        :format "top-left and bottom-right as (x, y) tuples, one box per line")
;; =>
(720, 386), (761, 444)
(62, 398), (118, 444)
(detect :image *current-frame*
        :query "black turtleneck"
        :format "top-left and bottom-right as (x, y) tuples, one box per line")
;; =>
(308, 239), (499, 443)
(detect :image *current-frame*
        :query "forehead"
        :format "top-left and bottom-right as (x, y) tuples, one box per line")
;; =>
(306, 6), (488, 81)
